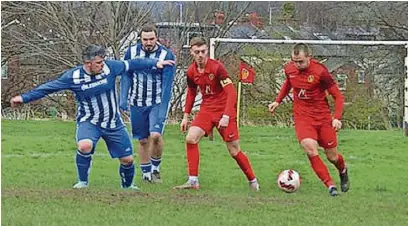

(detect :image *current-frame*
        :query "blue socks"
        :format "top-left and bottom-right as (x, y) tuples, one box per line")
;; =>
(140, 163), (152, 174)
(76, 150), (136, 188)
(76, 150), (92, 183)
(150, 157), (162, 172)
(120, 162), (135, 188)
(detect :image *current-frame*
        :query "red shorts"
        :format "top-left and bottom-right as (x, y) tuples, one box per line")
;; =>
(294, 119), (337, 149)
(191, 111), (239, 142)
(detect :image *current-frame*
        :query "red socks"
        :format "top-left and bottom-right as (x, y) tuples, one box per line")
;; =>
(233, 151), (256, 181)
(333, 154), (346, 173)
(308, 155), (334, 188)
(186, 143), (199, 176)
(186, 144), (256, 182)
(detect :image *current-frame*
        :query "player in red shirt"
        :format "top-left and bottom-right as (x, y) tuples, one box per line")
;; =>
(173, 37), (260, 191)
(269, 43), (349, 196)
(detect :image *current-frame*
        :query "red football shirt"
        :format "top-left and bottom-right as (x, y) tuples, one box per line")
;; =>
(276, 59), (344, 121)
(184, 58), (236, 117)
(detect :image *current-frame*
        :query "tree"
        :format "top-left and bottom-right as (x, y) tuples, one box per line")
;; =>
(151, 2), (252, 120)
(1, 2), (154, 118)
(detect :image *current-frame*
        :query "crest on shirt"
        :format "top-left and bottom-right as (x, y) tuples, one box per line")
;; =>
(241, 68), (249, 79)
(208, 74), (215, 80)
(307, 75), (314, 83)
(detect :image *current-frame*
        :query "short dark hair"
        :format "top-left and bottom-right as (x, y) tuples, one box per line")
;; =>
(82, 44), (106, 61)
(190, 37), (207, 47)
(292, 43), (311, 56)
(140, 24), (157, 36)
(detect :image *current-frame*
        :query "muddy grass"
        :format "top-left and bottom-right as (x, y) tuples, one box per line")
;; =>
(2, 187), (303, 207)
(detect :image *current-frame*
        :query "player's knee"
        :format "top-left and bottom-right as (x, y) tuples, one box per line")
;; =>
(185, 134), (199, 144)
(150, 133), (162, 144)
(301, 144), (318, 156)
(227, 141), (240, 156)
(228, 148), (240, 157)
(77, 139), (93, 153)
(326, 155), (337, 163)
(303, 148), (318, 157)
(324, 148), (338, 162)
(139, 138), (149, 146)
(119, 155), (134, 165)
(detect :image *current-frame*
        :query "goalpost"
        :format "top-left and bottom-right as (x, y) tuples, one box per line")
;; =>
(209, 38), (408, 136)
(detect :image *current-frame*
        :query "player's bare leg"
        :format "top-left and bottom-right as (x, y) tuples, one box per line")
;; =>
(173, 126), (205, 190)
(324, 147), (349, 192)
(226, 140), (259, 191)
(150, 132), (163, 183)
(301, 138), (338, 196)
(138, 138), (152, 182)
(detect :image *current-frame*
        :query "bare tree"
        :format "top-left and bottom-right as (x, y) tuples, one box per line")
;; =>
(152, 2), (252, 120)
(1, 2), (154, 117)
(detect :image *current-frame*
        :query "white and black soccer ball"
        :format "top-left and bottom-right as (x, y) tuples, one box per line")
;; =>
(277, 169), (301, 193)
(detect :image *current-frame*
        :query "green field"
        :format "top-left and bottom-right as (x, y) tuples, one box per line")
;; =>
(2, 120), (408, 226)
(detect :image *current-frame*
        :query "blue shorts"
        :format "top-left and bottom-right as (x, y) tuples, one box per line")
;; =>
(130, 104), (166, 140)
(75, 121), (133, 158)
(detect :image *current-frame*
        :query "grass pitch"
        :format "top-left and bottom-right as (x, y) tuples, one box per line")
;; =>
(2, 120), (408, 225)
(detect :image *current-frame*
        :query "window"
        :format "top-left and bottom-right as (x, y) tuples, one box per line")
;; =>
(1, 61), (8, 79)
(336, 74), (348, 91)
(357, 70), (365, 84)
(313, 32), (331, 40)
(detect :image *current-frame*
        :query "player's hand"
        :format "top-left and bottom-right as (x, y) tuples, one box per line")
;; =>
(218, 115), (229, 129)
(156, 60), (175, 69)
(119, 103), (129, 112)
(10, 95), (23, 108)
(120, 110), (130, 122)
(268, 101), (280, 113)
(332, 119), (342, 131)
(180, 118), (189, 132)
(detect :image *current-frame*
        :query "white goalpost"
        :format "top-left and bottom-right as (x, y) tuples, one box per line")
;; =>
(209, 38), (408, 136)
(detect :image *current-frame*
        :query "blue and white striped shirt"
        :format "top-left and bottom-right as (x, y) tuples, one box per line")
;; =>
(21, 59), (158, 130)
(120, 43), (175, 108)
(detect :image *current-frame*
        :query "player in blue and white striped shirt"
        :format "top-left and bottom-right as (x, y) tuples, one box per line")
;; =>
(120, 25), (176, 183)
(10, 44), (175, 190)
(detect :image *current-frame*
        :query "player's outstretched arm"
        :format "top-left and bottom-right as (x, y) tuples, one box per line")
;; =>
(125, 58), (175, 73)
(10, 95), (24, 108)
(10, 72), (71, 107)
(269, 79), (291, 113)
(156, 60), (175, 69)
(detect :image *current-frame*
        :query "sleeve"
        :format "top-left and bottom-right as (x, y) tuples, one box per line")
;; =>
(184, 70), (197, 114)
(120, 58), (158, 74)
(119, 48), (132, 111)
(275, 78), (292, 104)
(158, 51), (176, 120)
(21, 71), (72, 103)
(217, 63), (236, 118)
(321, 68), (344, 120)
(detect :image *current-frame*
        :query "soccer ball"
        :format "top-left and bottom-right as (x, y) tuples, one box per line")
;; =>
(277, 169), (301, 193)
